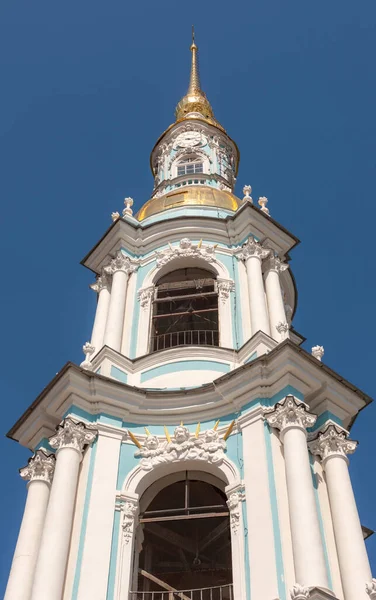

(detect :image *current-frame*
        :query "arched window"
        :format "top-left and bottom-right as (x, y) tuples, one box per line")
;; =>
(177, 156), (204, 176)
(151, 267), (219, 352)
(132, 473), (233, 598)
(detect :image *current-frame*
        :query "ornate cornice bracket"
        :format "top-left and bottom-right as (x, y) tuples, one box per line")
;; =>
(264, 395), (317, 439)
(235, 236), (271, 262)
(49, 418), (98, 455)
(19, 449), (56, 485)
(308, 424), (357, 465)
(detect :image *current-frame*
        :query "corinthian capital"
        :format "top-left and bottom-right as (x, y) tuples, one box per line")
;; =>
(49, 418), (97, 454)
(290, 584), (310, 600)
(264, 395), (317, 438)
(236, 236), (271, 261)
(366, 579), (376, 600)
(104, 251), (139, 275)
(19, 449), (55, 485)
(308, 424), (357, 464)
(265, 255), (289, 273)
(90, 271), (110, 293)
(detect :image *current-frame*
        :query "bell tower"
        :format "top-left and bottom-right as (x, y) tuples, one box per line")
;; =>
(4, 35), (375, 600)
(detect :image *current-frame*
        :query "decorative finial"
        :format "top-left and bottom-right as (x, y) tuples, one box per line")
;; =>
(192, 25), (195, 46)
(188, 28), (201, 95)
(258, 196), (270, 216)
(80, 342), (95, 370)
(123, 197), (134, 217)
(111, 211), (120, 222)
(243, 185), (253, 203)
(311, 345), (324, 361)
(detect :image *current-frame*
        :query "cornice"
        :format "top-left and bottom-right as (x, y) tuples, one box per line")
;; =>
(7, 340), (372, 449)
(81, 203), (299, 275)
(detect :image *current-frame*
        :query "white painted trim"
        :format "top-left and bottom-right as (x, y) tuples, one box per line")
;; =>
(121, 270), (137, 357)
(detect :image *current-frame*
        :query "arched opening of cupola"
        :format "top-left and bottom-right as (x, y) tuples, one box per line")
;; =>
(150, 267), (219, 352)
(132, 472), (233, 599)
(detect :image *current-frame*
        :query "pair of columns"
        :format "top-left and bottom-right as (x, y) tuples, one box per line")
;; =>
(90, 251), (138, 356)
(236, 237), (289, 341)
(5, 418), (97, 600)
(265, 396), (375, 600)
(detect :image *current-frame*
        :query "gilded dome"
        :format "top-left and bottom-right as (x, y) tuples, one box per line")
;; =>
(136, 185), (243, 221)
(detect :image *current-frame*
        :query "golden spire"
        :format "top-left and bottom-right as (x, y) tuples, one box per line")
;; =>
(175, 29), (225, 131)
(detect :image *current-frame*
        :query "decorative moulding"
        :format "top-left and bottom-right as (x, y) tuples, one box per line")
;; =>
(128, 421), (235, 472)
(155, 238), (217, 267)
(19, 449), (55, 485)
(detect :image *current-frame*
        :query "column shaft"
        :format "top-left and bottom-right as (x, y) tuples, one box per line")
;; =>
(325, 455), (371, 600)
(246, 255), (270, 336)
(5, 480), (50, 600)
(265, 267), (287, 341)
(91, 285), (111, 353)
(103, 269), (128, 352)
(31, 447), (81, 600)
(283, 427), (329, 589)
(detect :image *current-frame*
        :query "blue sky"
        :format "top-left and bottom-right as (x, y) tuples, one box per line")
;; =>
(1, 0), (375, 594)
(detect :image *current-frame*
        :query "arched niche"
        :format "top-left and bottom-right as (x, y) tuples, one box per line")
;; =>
(136, 255), (234, 357)
(114, 456), (246, 600)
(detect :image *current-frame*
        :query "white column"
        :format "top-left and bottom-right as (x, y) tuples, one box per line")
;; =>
(103, 251), (138, 353)
(237, 237), (271, 336)
(90, 272), (111, 355)
(265, 396), (330, 591)
(5, 451), (55, 600)
(309, 425), (373, 600)
(77, 429), (123, 599)
(264, 255), (289, 342)
(30, 419), (97, 600)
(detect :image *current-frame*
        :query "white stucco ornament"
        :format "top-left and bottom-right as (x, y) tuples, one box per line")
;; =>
(290, 584), (310, 600)
(90, 271), (110, 294)
(265, 395), (317, 435)
(242, 185), (253, 203)
(123, 197), (134, 217)
(311, 345), (324, 361)
(235, 236), (271, 261)
(366, 579), (376, 599)
(104, 251), (139, 275)
(226, 487), (245, 534)
(130, 422), (234, 472)
(308, 425), (357, 463)
(276, 321), (289, 340)
(80, 342), (95, 370)
(155, 238), (217, 267)
(19, 449), (55, 484)
(49, 418), (98, 454)
(111, 211), (120, 222)
(121, 501), (138, 544)
(217, 278), (235, 304)
(258, 196), (270, 216)
(137, 285), (155, 309)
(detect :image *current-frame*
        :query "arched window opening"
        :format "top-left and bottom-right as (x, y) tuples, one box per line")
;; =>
(177, 156), (204, 176)
(132, 473), (233, 599)
(151, 268), (219, 352)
